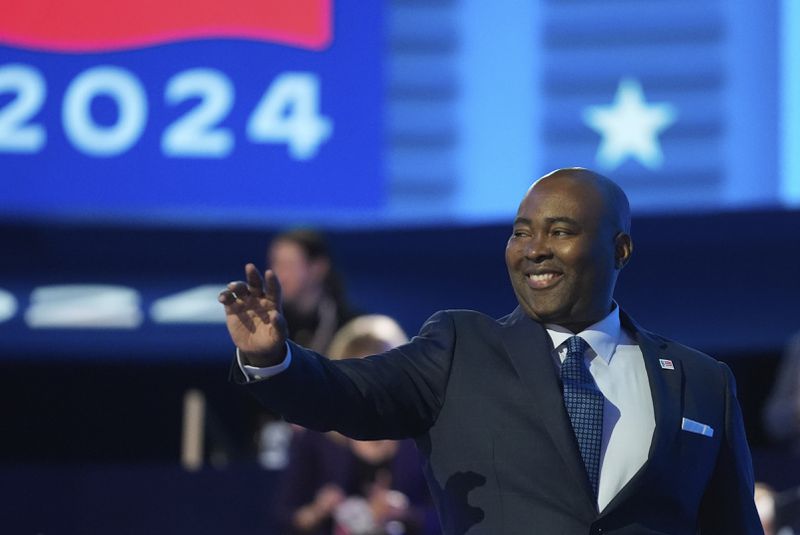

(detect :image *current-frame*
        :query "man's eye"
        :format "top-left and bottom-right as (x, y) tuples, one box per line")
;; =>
(552, 229), (572, 236)
(512, 230), (529, 238)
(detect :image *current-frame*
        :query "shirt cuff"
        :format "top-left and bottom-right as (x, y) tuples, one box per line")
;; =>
(237, 343), (292, 382)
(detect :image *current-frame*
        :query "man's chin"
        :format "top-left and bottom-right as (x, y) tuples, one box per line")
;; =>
(519, 302), (566, 325)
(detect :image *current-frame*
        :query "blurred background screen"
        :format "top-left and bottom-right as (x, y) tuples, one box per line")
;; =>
(2, 0), (796, 229)
(0, 0), (797, 360)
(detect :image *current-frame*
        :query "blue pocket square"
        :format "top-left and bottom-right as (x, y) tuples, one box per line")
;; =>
(681, 417), (714, 437)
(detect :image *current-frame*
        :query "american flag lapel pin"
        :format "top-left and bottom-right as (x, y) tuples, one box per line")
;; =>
(659, 358), (674, 370)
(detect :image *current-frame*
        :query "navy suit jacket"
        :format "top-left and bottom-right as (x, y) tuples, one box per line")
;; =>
(233, 307), (763, 534)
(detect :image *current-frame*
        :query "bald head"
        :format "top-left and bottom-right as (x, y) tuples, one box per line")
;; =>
(506, 167), (634, 331)
(531, 167), (631, 235)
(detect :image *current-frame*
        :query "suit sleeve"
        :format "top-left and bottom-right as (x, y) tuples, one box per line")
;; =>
(230, 310), (456, 440)
(697, 362), (764, 534)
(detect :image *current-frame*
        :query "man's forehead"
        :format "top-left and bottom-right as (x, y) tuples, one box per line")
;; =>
(521, 177), (603, 208)
(515, 177), (610, 227)
(515, 168), (631, 234)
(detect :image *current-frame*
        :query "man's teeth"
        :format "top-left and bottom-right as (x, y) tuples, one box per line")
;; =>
(528, 273), (558, 282)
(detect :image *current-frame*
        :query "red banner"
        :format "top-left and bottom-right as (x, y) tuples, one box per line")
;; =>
(0, 0), (332, 52)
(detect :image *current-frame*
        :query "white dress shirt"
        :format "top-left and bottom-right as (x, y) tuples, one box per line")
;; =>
(239, 347), (292, 380)
(238, 306), (655, 511)
(546, 305), (654, 511)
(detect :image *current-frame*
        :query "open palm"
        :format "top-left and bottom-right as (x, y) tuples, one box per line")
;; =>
(219, 263), (288, 366)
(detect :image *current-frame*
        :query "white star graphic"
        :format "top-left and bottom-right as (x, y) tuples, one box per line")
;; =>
(583, 78), (677, 170)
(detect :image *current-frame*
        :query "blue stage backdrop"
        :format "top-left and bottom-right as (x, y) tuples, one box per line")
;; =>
(1, 1), (794, 228)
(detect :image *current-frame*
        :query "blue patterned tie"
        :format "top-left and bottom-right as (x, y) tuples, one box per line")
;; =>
(561, 335), (604, 498)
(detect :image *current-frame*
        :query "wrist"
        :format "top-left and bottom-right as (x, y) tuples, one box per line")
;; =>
(240, 345), (287, 367)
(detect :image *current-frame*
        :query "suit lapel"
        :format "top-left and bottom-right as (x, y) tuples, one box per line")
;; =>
(500, 307), (598, 512)
(599, 310), (684, 517)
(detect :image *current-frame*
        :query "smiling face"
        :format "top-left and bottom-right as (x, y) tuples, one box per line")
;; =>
(505, 169), (632, 332)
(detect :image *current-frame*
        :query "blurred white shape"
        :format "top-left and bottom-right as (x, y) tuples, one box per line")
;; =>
(334, 497), (376, 534)
(583, 78), (677, 171)
(150, 285), (225, 324)
(0, 289), (18, 323)
(257, 420), (293, 470)
(25, 284), (142, 328)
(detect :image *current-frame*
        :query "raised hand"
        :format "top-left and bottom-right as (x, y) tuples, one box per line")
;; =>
(293, 484), (345, 532)
(219, 263), (288, 367)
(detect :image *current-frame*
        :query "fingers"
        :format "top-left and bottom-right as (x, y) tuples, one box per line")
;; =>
(217, 263), (284, 323)
(218, 263), (269, 306)
(219, 280), (248, 304)
(218, 290), (237, 306)
(263, 268), (282, 304)
(245, 263), (265, 297)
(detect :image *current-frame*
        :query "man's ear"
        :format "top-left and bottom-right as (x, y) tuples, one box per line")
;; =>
(614, 232), (633, 269)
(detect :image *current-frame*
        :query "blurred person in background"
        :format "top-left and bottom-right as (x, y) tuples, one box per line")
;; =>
(256, 229), (359, 471)
(268, 228), (357, 353)
(275, 315), (438, 535)
(763, 333), (800, 451)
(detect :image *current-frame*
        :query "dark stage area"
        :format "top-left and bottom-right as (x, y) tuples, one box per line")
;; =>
(2, 207), (800, 533)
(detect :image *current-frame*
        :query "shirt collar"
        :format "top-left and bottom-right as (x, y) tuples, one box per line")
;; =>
(545, 303), (621, 365)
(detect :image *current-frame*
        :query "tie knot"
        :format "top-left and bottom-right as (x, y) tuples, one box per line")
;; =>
(566, 335), (588, 357)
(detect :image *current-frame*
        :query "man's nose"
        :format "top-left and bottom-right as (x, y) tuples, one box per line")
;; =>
(524, 234), (552, 262)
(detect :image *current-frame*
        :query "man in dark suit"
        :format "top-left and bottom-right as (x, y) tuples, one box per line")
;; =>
(220, 168), (763, 534)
